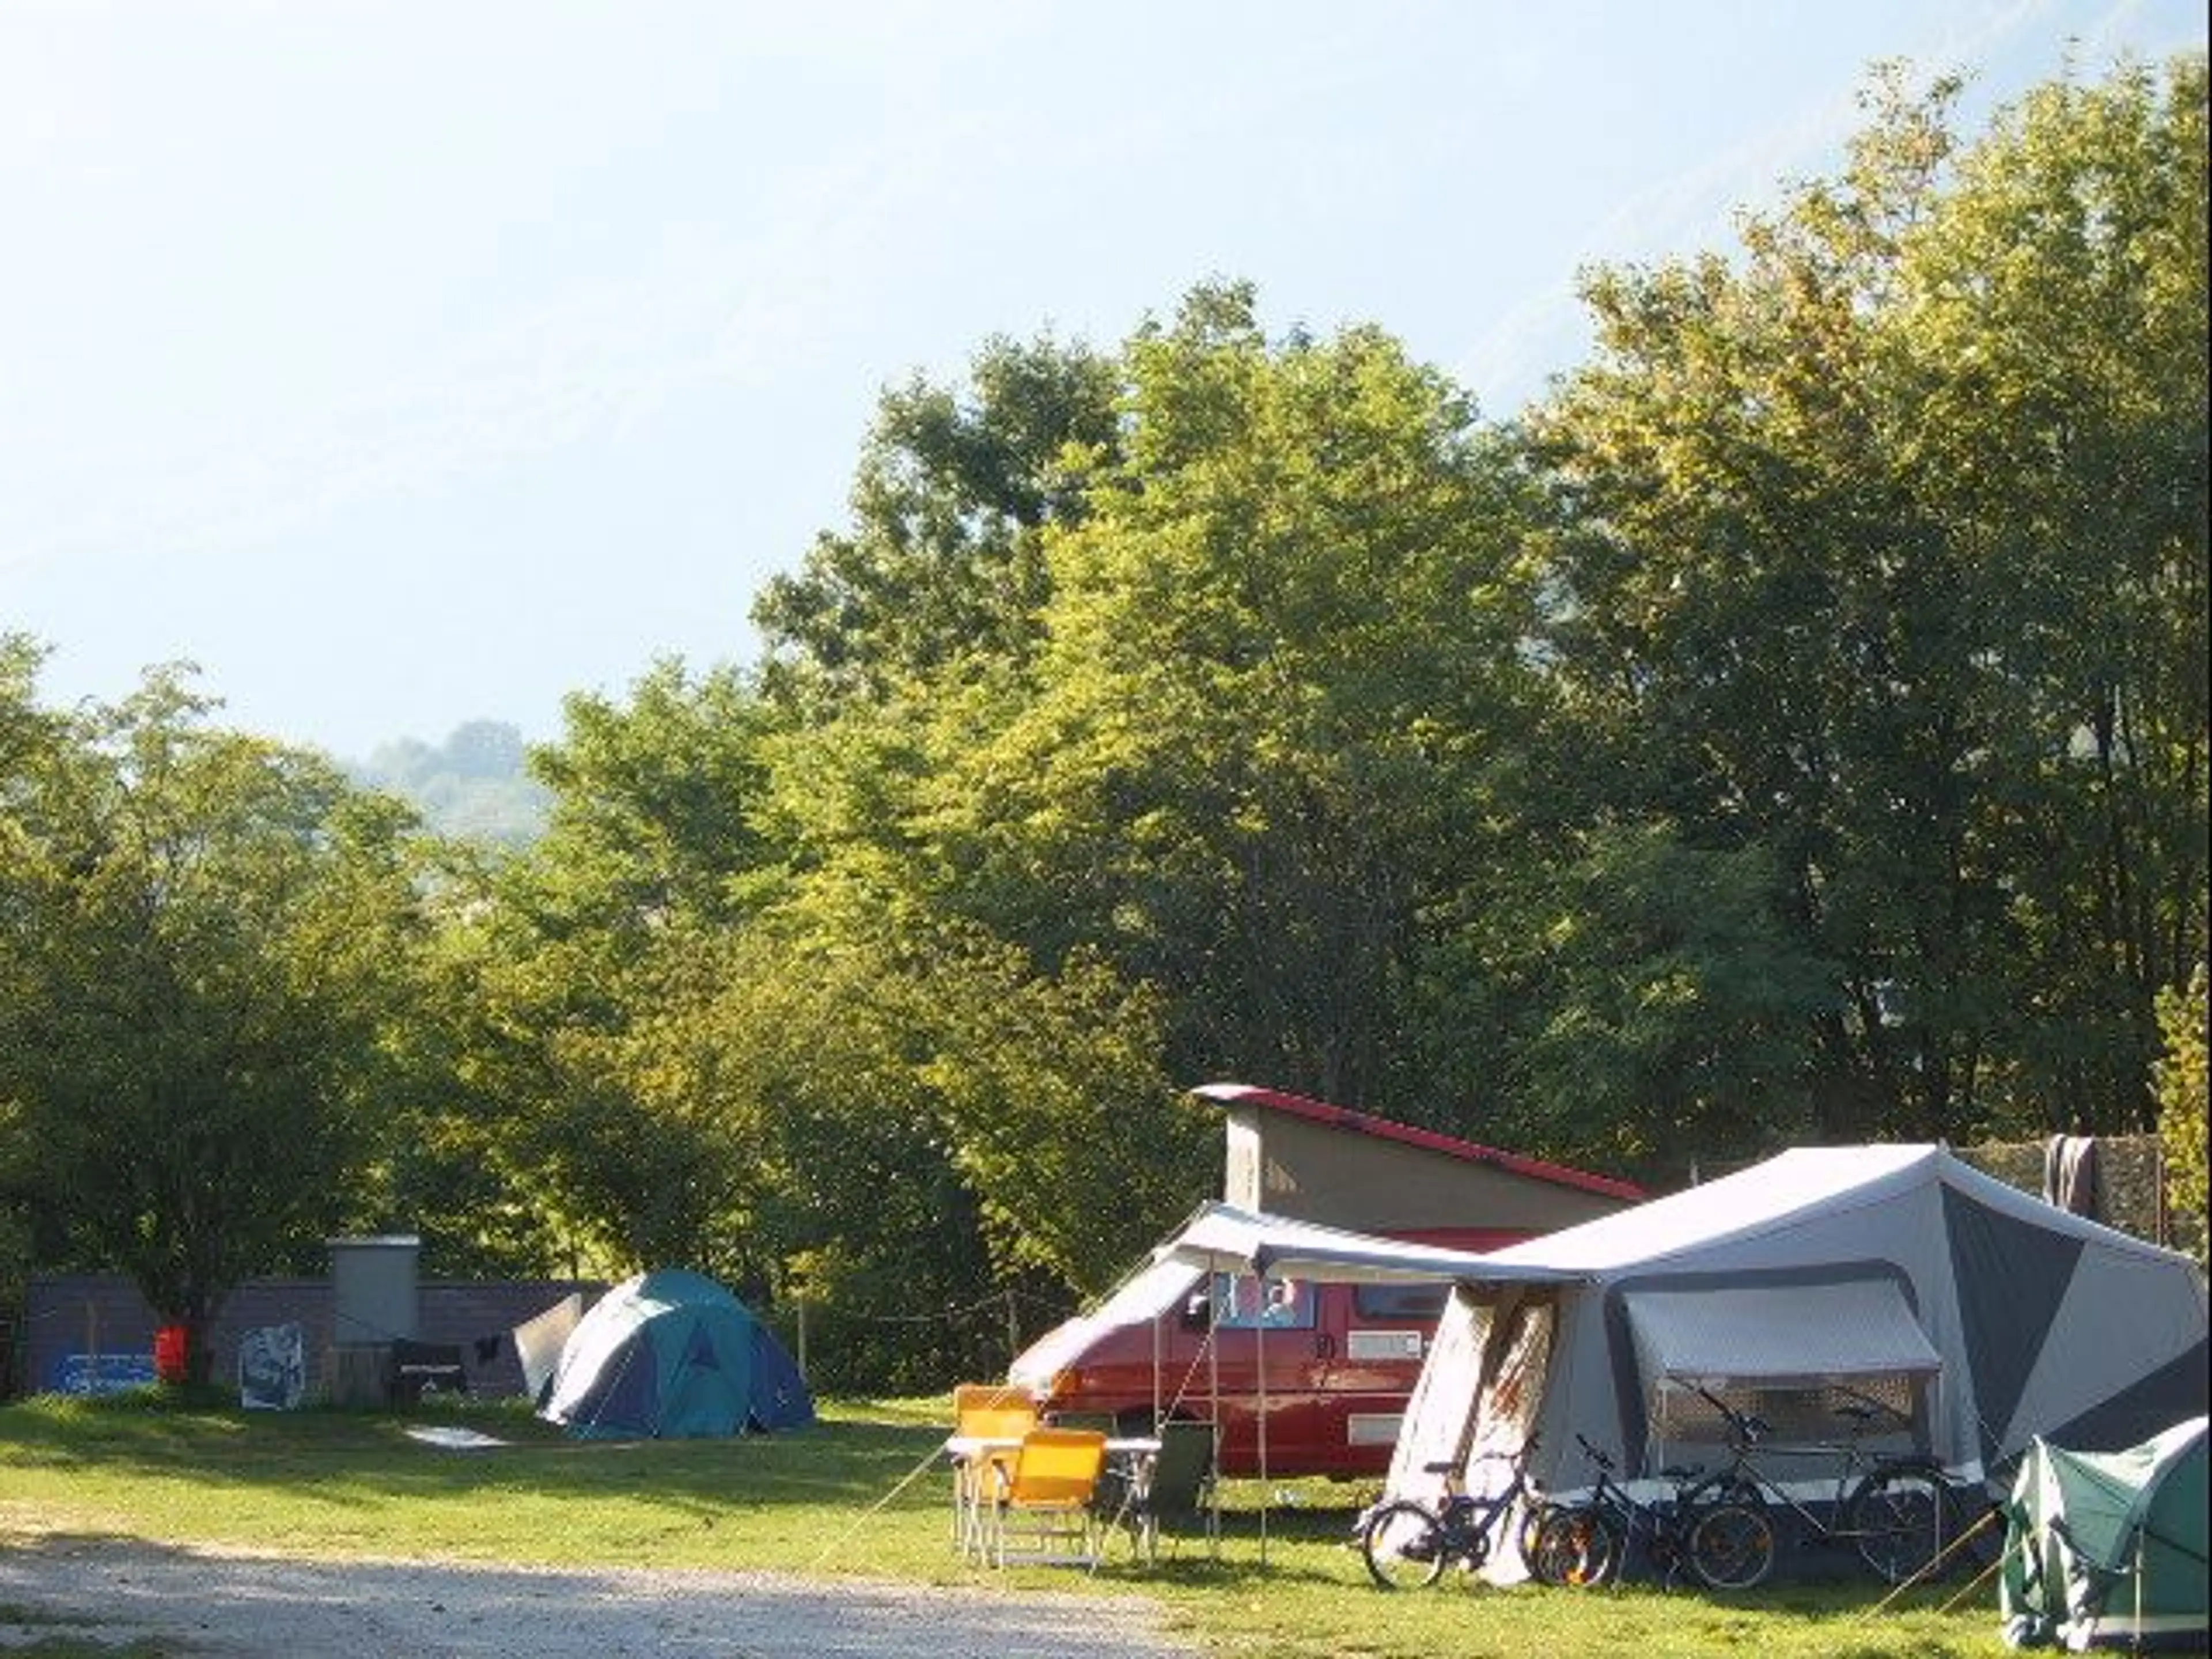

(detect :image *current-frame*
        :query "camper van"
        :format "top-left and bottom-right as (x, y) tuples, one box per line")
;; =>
(1012, 1084), (1646, 1478)
(1013, 1266), (1467, 1478)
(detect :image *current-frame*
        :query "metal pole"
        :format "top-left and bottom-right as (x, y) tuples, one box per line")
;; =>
(1208, 1253), (1222, 1558)
(1257, 1271), (1270, 1566)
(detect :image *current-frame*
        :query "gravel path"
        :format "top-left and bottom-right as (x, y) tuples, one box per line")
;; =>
(0, 1538), (1202, 1658)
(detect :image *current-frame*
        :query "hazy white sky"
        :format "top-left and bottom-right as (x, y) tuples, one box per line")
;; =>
(5, 0), (2204, 759)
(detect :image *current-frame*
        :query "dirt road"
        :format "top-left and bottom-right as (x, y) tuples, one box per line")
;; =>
(0, 1536), (1200, 1657)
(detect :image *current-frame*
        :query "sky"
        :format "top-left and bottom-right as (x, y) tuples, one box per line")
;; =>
(4, 1), (2205, 762)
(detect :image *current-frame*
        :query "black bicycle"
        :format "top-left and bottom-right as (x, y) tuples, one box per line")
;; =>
(1360, 1439), (1542, 1590)
(1678, 1388), (1976, 1591)
(1525, 1431), (1705, 1588)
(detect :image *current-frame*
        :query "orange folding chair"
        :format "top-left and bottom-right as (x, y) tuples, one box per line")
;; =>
(986, 1427), (1108, 1569)
(948, 1384), (1037, 1559)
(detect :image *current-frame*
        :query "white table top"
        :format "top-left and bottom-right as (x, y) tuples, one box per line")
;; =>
(944, 1433), (1160, 1460)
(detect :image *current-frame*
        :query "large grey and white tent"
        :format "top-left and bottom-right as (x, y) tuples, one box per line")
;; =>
(1386, 1145), (2207, 1511)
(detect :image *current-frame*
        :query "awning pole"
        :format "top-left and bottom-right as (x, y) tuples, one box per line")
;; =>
(1209, 1252), (1223, 1558)
(1257, 1270), (1270, 1567)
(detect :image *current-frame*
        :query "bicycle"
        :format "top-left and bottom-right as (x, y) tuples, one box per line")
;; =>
(1675, 1386), (1976, 1592)
(1525, 1431), (1705, 1588)
(1359, 1438), (1542, 1590)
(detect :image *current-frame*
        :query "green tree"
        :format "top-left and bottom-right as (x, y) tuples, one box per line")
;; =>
(628, 830), (1215, 1384)
(753, 329), (1122, 710)
(931, 284), (1550, 1115)
(526, 658), (779, 927)
(1531, 56), (2207, 1143)
(0, 666), (430, 1380)
(1513, 827), (1836, 1177)
(0, 635), (69, 1303)
(2152, 964), (2207, 1259)
(1884, 55), (2209, 1126)
(456, 661), (787, 1282)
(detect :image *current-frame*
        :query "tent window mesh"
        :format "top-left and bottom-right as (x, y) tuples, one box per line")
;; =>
(1653, 1377), (1922, 1450)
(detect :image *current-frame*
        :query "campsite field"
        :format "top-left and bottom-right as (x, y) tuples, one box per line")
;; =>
(0, 1393), (2038, 1659)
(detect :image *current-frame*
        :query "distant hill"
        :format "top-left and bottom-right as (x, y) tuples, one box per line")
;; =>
(349, 720), (550, 847)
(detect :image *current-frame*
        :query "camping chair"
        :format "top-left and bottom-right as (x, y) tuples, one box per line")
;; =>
(1103, 1419), (1217, 1563)
(986, 1427), (1109, 1569)
(948, 1384), (1038, 1559)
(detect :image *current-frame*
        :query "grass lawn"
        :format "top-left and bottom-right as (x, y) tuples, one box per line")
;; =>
(0, 1391), (2031, 1658)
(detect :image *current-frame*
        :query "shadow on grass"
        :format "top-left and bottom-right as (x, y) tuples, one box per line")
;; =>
(0, 1392), (953, 1514)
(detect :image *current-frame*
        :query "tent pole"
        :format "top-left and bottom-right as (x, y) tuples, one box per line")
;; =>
(2133, 1522), (2144, 1654)
(1209, 1251), (1222, 1559)
(1257, 1272), (1269, 1567)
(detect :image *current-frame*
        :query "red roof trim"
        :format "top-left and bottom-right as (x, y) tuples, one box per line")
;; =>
(1191, 1082), (1646, 1202)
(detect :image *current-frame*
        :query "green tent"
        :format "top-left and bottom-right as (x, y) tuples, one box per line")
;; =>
(2002, 1415), (2207, 1651)
(540, 1269), (815, 1440)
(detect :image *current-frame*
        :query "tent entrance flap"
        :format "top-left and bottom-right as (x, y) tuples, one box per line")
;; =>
(1624, 1277), (1943, 1393)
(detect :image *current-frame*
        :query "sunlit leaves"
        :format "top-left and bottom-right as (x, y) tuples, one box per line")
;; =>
(1531, 54), (2206, 1143)
(0, 664), (433, 1369)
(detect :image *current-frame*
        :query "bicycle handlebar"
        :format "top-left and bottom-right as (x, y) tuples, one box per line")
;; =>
(1573, 1431), (1618, 1474)
(1691, 1383), (1770, 1444)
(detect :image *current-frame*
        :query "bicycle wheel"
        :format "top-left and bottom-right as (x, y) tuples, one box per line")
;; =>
(1687, 1501), (1775, 1591)
(1515, 1501), (1553, 1573)
(1846, 1466), (1955, 1586)
(1362, 1501), (1450, 1590)
(1529, 1503), (1624, 1587)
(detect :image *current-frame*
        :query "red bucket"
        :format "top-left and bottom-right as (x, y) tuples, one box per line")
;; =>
(154, 1324), (190, 1384)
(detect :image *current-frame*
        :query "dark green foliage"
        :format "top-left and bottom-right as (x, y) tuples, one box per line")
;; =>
(4, 55), (2203, 1395)
(0, 664), (436, 1378)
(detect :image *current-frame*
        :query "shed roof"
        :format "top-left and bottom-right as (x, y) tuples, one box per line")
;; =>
(1191, 1082), (1646, 1203)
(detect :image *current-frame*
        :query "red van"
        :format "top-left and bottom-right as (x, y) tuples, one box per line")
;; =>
(1009, 1266), (1469, 1479)
(1010, 1084), (1645, 1478)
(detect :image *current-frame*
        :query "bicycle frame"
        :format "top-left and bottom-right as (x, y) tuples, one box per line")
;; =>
(1361, 1438), (1541, 1589)
(1676, 1384), (1969, 1591)
(1687, 1389), (1914, 1544)
(1529, 1432), (1700, 1586)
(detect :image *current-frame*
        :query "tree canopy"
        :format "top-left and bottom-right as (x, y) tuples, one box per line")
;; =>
(0, 665), (433, 1378)
(3, 54), (2202, 1385)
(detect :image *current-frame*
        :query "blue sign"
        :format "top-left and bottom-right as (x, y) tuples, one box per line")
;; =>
(52, 1353), (159, 1395)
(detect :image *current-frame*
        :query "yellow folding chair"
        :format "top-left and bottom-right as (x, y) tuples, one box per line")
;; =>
(987, 1427), (1109, 1569)
(948, 1384), (1037, 1559)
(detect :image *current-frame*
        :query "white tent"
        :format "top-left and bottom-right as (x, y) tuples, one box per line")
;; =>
(1385, 1145), (2209, 1523)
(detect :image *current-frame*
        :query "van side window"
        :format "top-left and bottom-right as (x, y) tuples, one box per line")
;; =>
(1211, 1272), (1316, 1330)
(1352, 1283), (1449, 1321)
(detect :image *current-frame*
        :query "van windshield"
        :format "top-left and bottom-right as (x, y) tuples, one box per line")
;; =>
(1210, 1272), (1315, 1330)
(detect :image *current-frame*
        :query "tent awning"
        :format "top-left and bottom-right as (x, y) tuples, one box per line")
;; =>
(1007, 1256), (1205, 1386)
(1625, 1277), (1943, 1391)
(1161, 1203), (1586, 1287)
(1008, 1203), (1582, 1391)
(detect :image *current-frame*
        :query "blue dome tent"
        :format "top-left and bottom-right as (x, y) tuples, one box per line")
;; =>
(541, 1269), (814, 1440)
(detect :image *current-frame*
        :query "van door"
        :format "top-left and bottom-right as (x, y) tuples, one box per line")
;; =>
(1202, 1271), (1330, 1473)
(1322, 1280), (1450, 1474)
